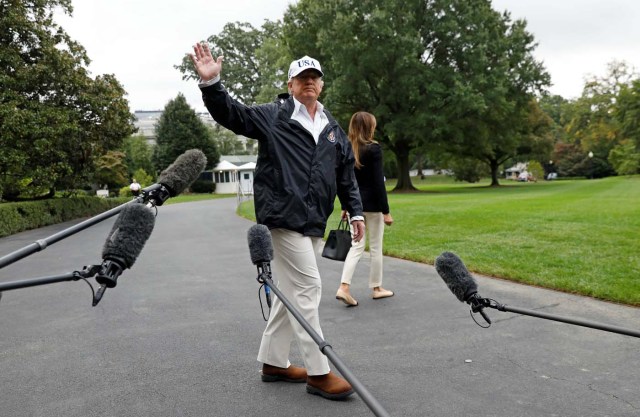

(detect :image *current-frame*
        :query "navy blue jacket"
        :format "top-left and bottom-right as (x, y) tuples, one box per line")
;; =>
(201, 82), (363, 237)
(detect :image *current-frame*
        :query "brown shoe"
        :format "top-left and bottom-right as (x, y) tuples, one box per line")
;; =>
(261, 363), (307, 383)
(306, 371), (354, 400)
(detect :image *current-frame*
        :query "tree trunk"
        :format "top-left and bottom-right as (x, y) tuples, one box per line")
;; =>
(489, 158), (501, 186)
(392, 142), (417, 191)
(416, 153), (424, 179)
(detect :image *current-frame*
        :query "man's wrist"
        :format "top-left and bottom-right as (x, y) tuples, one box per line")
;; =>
(198, 75), (220, 87)
(350, 215), (364, 222)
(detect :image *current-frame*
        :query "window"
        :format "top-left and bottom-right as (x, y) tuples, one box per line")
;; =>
(214, 171), (234, 183)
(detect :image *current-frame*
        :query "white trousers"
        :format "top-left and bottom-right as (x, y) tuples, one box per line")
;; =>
(341, 212), (385, 288)
(257, 228), (331, 376)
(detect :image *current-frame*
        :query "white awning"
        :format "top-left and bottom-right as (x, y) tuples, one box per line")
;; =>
(237, 162), (256, 170)
(213, 160), (239, 172)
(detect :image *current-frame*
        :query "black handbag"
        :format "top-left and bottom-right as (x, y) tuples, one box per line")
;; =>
(321, 219), (352, 261)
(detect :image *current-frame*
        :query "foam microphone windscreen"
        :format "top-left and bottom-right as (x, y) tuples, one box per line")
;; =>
(434, 251), (478, 303)
(157, 149), (207, 196)
(102, 203), (156, 268)
(247, 224), (273, 265)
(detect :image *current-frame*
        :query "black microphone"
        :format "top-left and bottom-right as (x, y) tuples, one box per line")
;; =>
(93, 203), (156, 305)
(247, 224), (273, 308)
(141, 149), (207, 206)
(435, 251), (491, 324)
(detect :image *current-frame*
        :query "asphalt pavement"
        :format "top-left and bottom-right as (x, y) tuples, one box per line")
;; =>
(1, 197), (638, 417)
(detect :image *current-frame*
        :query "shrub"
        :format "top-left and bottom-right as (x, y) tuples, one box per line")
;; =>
(0, 196), (129, 238)
(120, 186), (133, 197)
(190, 180), (216, 193)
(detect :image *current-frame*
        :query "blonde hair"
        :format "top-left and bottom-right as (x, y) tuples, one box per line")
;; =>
(348, 111), (377, 169)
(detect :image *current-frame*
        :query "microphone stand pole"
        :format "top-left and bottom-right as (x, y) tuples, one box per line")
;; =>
(0, 197), (144, 270)
(0, 265), (107, 306)
(261, 274), (392, 417)
(479, 299), (640, 338)
(0, 266), (100, 292)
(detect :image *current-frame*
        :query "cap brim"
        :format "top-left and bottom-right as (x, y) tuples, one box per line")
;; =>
(290, 68), (324, 79)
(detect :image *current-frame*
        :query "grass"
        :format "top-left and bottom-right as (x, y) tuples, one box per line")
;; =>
(237, 175), (640, 306)
(164, 193), (236, 204)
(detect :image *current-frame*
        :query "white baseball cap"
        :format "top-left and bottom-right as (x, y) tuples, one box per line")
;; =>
(288, 56), (324, 80)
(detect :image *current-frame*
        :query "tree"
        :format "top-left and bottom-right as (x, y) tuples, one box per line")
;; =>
(551, 142), (587, 177)
(283, 0), (431, 191)
(563, 61), (638, 176)
(122, 135), (154, 179)
(131, 168), (153, 188)
(0, 0), (135, 200)
(608, 140), (640, 175)
(610, 78), (640, 174)
(616, 78), (640, 150)
(210, 125), (250, 155)
(153, 94), (219, 172)
(282, 0), (549, 189)
(93, 151), (129, 191)
(176, 21), (289, 105)
(421, 2), (550, 186)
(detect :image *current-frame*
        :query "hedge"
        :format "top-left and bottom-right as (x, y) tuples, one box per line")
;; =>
(0, 196), (130, 238)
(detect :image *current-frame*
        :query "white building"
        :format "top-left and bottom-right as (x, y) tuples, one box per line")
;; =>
(504, 162), (528, 179)
(133, 110), (220, 146)
(212, 155), (257, 195)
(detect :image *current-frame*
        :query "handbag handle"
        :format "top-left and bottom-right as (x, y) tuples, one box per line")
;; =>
(338, 218), (350, 231)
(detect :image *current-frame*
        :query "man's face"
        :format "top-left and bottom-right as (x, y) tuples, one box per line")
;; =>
(288, 70), (323, 102)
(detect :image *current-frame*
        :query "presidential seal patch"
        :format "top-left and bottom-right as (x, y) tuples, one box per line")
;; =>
(327, 131), (336, 143)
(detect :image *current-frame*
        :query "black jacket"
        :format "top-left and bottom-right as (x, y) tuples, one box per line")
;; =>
(354, 143), (390, 214)
(201, 82), (363, 237)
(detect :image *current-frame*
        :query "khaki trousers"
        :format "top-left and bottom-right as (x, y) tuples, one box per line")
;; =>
(341, 212), (385, 288)
(257, 228), (330, 376)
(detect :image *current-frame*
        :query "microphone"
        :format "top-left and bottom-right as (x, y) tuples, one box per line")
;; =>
(93, 203), (156, 305)
(141, 149), (207, 206)
(435, 251), (491, 324)
(247, 224), (273, 308)
(434, 252), (640, 338)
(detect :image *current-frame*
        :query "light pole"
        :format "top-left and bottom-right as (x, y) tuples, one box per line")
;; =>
(588, 151), (594, 179)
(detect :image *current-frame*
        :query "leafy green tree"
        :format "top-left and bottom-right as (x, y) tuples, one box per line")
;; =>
(421, 2), (550, 186)
(123, 135), (154, 179)
(615, 78), (640, 151)
(153, 94), (219, 172)
(527, 160), (544, 181)
(283, 0), (431, 190)
(282, 0), (549, 189)
(564, 61), (637, 173)
(550, 142), (594, 178)
(94, 151), (129, 191)
(176, 21), (289, 105)
(132, 168), (153, 187)
(539, 94), (572, 145)
(609, 78), (640, 174)
(449, 158), (489, 183)
(210, 125), (250, 155)
(608, 140), (640, 175)
(0, 0), (135, 200)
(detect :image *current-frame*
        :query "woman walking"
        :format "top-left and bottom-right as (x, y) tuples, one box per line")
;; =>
(336, 112), (394, 307)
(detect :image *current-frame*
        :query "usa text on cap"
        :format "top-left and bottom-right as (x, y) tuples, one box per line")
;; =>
(288, 56), (324, 80)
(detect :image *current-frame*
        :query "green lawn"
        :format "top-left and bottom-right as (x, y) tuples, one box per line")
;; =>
(238, 175), (640, 306)
(165, 193), (235, 204)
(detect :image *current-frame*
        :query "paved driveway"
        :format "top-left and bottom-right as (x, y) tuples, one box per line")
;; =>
(1, 198), (638, 416)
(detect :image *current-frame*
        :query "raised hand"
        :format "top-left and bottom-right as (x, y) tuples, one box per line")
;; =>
(189, 43), (223, 82)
